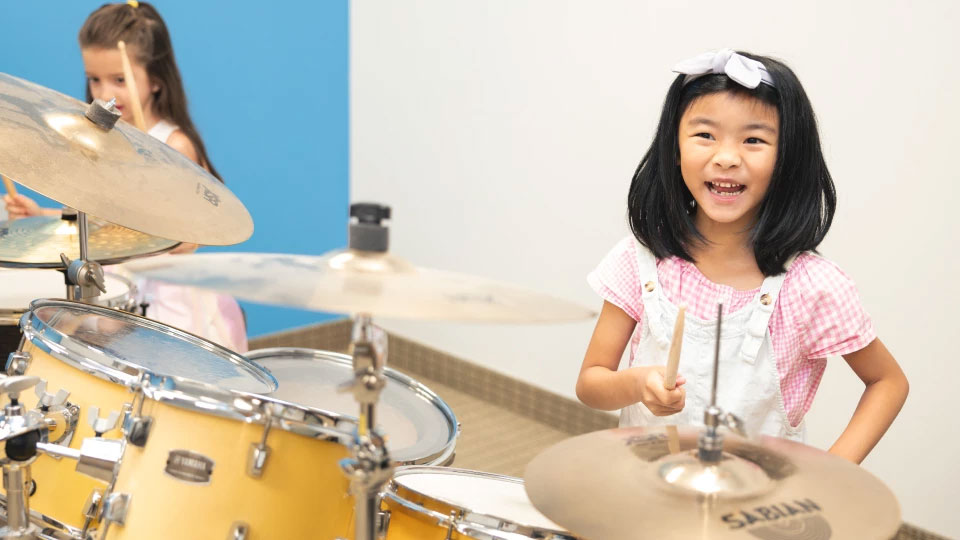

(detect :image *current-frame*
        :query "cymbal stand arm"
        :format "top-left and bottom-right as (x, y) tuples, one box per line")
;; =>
(699, 303), (724, 463)
(339, 314), (392, 540)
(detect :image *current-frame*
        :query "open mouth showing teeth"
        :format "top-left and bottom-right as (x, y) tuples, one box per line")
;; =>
(706, 181), (745, 195)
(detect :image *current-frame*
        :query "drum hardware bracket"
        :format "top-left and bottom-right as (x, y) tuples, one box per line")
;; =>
(443, 510), (461, 540)
(80, 489), (103, 536)
(41, 402), (80, 449)
(0, 376), (46, 540)
(246, 419), (272, 478)
(98, 492), (132, 536)
(59, 252), (106, 303)
(122, 386), (153, 448)
(87, 407), (121, 438)
(376, 509), (390, 539)
(36, 438), (123, 485)
(227, 521), (249, 540)
(4, 352), (30, 378)
(33, 381), (69, 412)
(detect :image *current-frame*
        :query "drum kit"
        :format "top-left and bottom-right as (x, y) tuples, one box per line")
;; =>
(0, 69), (904, 540)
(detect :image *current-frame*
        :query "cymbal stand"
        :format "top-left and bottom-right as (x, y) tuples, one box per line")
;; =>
(337, 203), (395, 540)
(58, 99), (120, 304)
(338, 314), (392, 540)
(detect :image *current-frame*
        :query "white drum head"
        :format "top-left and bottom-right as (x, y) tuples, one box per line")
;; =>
(247, 348), (458, 465)
(392, 467), (568, 536)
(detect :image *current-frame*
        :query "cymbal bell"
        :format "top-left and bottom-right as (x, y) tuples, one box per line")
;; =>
(523, 426), (901, 540)
(121, 249), (596, 323)
(0, 72), (252, 245)
(0, 216), (179, 268)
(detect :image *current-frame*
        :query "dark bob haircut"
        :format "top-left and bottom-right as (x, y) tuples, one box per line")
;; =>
(627, 52), (836, 276)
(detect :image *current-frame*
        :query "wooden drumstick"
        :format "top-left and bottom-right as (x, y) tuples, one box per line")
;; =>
(666, 425), (681, 454)
(663, 305), (685, 390)
(1, 174), (16, 197)
(117, 40), (147, 131)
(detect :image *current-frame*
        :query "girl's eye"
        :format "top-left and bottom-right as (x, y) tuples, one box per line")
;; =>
(745, 137), (766, 144)
(88, 77), (100, 83)
(115, 77), (125, 84)
(695, 132), (714, 140)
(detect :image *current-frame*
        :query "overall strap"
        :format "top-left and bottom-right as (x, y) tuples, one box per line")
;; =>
(738, 254), (798, 364)
(633, 240), (670, 350)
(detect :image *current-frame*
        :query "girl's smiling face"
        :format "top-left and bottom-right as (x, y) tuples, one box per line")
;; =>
(678, 91), (779, 233)
(82, 46), (157, 124)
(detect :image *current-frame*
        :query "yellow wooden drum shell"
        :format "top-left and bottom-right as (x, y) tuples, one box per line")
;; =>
(18, 340), (127, 530)
(103, 396), (353, 540)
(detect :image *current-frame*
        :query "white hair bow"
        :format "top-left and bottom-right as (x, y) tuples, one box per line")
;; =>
(672, 49), (774, 89)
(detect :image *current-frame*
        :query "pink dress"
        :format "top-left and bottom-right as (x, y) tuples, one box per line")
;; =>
(588, 237), (876, 427)
(140, 120), (249, 353)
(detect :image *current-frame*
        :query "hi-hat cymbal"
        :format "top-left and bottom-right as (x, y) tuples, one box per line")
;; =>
(0, 216), (179, 268)
(524, 426), (900, 540)
(121, 250), (596, 322)
(0, 72), (252, 245)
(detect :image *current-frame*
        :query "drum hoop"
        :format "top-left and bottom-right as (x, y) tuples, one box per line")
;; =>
(385, 466), (576, 539)
(20, 299), (277, 392)
(139, 374), (351, 443)
(247, 347), (460, 465)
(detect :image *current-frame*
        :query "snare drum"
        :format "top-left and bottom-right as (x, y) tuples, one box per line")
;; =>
(0, 268), (138, 354)
(11, 300), (353, 539)
(248, 347), (459, 465)
(380, 466), (578, 539)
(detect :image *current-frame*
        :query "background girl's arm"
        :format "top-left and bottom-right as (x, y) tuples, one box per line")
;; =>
(576, 300), (685, 414)
(828, 338), (908, 463)
(4, 194), (63, 219)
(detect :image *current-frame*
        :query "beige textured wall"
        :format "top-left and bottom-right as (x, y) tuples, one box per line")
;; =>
(351, 1), (960, 535)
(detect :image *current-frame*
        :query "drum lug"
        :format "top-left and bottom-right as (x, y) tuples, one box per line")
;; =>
(123, 390), (153, 447)
(227, 521), (249, 540)
(376, 510), (390, 539)
(5, 351), (31, 377)
(101, 492), (132, 526)
(81, 488), (104, 531)
(444, 510), (460, 540)
(246, 419), (272, 478)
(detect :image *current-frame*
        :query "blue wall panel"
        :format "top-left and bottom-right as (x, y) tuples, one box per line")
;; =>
(0, 1), (350, 336)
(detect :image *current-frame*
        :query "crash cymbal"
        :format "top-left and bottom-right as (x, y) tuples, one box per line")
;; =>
(121, 250), (596, 323)
(0, 72), (252, 245)
(0, 216), (179, 268)
(524, 426), (900, 540)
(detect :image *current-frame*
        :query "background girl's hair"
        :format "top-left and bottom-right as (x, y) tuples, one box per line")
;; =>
(78, 2), (223, 182)
(628, 52), (836, 276)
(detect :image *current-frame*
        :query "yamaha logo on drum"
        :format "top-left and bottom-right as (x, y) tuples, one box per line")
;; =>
(721, 499), (832, 539)
(165, 450), (215, 484)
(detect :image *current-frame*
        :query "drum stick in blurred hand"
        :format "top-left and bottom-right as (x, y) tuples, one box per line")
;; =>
(663, 305), (685, 390)
(1, 174), (16, 197)
(117, 40), (147, 131)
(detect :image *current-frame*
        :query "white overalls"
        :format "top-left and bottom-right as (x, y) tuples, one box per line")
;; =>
(620, 242), (804, 442)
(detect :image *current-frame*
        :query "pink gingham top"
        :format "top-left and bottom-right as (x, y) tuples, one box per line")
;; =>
(588, 237), (876, 427)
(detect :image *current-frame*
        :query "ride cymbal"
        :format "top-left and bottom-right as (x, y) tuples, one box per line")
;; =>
(121, 250), (596, 323)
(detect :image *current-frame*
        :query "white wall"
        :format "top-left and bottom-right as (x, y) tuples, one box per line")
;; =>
(351, 1), (960, 536)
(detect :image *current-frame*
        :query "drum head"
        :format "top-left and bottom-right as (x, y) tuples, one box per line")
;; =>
(247, 348), (457, 465)
(22, 299), (275, 393)
(1, 269), (134, 316)
(390, 466), (568, 536)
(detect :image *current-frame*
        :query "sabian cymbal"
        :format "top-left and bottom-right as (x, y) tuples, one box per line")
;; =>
(0, 216), (179, 268)
(523, 426), (901, 540)
(0, 72), (252, 245)
(121, 250), (596, 323)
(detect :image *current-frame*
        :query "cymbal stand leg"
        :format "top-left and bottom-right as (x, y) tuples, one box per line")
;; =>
(339, 314), (392, 540)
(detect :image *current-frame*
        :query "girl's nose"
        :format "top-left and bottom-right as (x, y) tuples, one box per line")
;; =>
(712, 146), (742, 169)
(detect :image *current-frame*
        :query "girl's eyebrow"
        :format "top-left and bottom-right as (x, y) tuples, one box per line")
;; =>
(744, 122), (777, 134)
